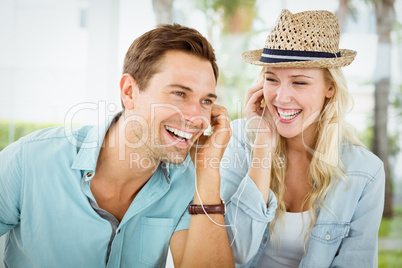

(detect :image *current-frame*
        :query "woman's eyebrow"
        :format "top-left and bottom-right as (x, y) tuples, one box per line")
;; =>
(264, 72), (313, 79)
(291, 75), (313, 79)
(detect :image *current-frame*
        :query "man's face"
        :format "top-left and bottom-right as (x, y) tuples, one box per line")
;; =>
(128, 50), (217, 164)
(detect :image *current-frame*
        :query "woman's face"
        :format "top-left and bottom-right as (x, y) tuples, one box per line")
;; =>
(263, 67), (333, 140)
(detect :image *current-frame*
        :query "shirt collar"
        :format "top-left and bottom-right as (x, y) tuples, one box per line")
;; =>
(71, 111), (171, 183)
(71, 112), (121, 172)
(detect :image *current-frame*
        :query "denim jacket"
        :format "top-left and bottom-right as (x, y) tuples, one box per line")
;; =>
(221, 119), (385, 268)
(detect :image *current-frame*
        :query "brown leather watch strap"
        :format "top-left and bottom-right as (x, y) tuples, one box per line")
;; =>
(188, 200), (226, 215)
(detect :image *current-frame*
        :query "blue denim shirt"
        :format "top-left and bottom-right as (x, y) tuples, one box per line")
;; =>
(221, 119), (385, 268)
(0, 115), (195, 268)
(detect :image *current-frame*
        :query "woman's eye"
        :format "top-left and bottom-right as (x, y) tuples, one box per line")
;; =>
(294, 81), (307, 85)
(265, 77), (277, 82)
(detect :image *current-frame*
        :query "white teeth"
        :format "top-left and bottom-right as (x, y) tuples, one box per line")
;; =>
(165, 126), (194, 140)
(277, 109), (301, 120)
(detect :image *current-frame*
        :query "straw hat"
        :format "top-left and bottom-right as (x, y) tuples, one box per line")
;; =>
(242, 9), (356, 68)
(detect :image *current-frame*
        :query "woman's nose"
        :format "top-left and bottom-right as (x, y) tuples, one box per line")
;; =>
(275, 84), (292, 104)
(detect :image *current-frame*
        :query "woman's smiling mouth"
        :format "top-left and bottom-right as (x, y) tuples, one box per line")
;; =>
(275, 106), (302, 122)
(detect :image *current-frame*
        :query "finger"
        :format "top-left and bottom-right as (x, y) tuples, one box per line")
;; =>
(209, 105), (232, 146)
(247, 89), (264, 108)
(190, 134), (209, 161)
(210, 105), (230, 128)
(195, 134), (209, 147)
(244, 89), (264, 116)
(244, 82), (264, 106)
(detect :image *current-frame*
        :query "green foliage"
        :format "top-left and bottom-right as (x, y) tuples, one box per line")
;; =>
(358, 118), (373, 150)
(359, 82), (402, 156)
(393, 21), (402, 44)
(379, 218), (392, 237)
(359, 118), (400, 157)
(0, 120), (60, 151)
(378, 205), (402, 267)
(196, 0), (256, 18)
(379, 205), (402, 238)
(194, 0), (257, 34)
(391, 84), (402, 117)
(362, 0), (375, 7)
(193, 0), (264, 120)
(345, 0), (359, 21)
(379, 250), (402, 268)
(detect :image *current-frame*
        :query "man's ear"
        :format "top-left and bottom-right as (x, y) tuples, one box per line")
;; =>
(120, 73), (139, 110)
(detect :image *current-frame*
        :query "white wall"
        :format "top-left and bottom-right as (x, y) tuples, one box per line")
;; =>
(0, 0), (157, 125)
(0, 0), (89, 123)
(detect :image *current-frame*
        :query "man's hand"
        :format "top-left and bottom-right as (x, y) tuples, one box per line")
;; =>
(171, 104), (235, 268)
(190, 104), (232, 170)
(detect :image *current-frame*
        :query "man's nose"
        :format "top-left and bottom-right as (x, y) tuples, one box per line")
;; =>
(182, 102), (208, 129)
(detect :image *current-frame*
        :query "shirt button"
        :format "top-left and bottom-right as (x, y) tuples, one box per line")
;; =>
(262, 237), (268, 244)
(117, 229), (121, 234)
(325, 232), (331, 240)
(86, 172), (93, 177)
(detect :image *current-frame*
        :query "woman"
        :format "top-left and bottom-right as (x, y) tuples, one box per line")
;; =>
(221, 9), (385, 267)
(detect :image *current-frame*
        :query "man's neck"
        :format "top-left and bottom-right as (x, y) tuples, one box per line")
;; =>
(94, 116), (161, 194)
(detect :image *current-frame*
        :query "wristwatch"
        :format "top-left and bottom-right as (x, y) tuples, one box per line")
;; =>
(188, 200), (226, 215)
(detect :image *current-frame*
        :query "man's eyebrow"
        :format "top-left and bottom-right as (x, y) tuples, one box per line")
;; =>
(169, 84), (193, 92)
(169, 84), (217, 99)
(208, 93), (218, 100)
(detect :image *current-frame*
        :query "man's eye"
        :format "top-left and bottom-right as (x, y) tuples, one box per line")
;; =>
(202, 99), (212, 105)
(174, 92), (185, 97)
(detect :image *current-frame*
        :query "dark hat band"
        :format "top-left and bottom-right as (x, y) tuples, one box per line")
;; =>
(260, 48), (342, 63)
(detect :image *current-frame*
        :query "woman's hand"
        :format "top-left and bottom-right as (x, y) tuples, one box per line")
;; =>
(243, 82), (265, 121)
(243, 82), (277, 149)
(244, 83), (278, 205)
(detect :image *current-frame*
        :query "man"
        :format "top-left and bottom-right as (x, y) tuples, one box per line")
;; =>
(0, 24), (234, 267)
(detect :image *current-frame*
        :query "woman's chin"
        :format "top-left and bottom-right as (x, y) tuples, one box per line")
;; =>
(277, 130), (299, 139)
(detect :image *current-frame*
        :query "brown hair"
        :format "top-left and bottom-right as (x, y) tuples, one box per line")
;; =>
(123, 23), (218, 92)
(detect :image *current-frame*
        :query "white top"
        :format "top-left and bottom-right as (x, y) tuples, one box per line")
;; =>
(259, 211), (311, 268)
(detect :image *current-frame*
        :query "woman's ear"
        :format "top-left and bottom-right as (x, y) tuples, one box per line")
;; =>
(120, 73), (139, 110)
(325, 85), (334, 98)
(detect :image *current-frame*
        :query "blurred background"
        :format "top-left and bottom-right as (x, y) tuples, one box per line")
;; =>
(0, 0), (401, 267)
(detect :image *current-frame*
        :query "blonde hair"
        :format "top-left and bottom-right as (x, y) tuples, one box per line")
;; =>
(249, 67), (364, 245)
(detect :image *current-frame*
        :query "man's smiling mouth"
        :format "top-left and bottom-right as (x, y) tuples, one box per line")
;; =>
(165, 126), (194, 142)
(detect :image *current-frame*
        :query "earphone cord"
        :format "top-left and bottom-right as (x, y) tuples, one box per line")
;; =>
(193, 104), (267, 247)
(230, 105), (267, 245)
(194, 138), (229, 229)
